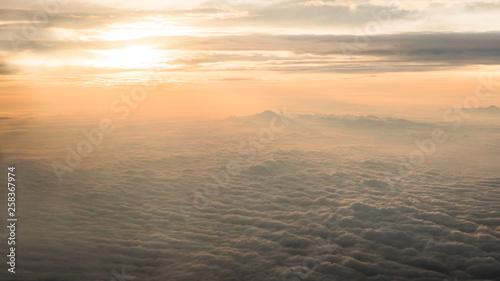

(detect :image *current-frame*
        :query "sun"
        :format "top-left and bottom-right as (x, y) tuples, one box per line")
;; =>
(91, 46), (163, 69)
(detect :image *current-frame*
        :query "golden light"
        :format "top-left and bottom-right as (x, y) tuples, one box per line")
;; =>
(90, 46), (163, 69)
(99, 22), (190, 41)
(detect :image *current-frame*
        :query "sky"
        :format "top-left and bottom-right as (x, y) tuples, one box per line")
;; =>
(1, 0), (500, 118)
(1, 1), (500, 281)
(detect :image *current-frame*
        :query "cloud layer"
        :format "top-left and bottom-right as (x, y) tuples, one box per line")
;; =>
(0, 112), (499, 280)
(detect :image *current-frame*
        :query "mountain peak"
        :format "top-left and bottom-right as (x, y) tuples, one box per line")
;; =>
(475, 105), (500, 114)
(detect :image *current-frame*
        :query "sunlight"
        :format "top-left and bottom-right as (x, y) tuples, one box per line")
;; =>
(99, 22), (190, 41)
(91, 46), (163, 69)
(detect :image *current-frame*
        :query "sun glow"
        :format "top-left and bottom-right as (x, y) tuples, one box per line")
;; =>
(90, 46), (163, 69)
(99, 21), (192, 41)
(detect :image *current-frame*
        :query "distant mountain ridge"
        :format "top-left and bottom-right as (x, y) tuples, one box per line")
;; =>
(472, 105), (500, 114)
(231, 111), (415, 124)
(227, 111), (425, 131)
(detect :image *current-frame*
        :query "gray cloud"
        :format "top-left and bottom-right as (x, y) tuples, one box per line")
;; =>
(1, 111), (499, 280)
(0, 61), (15, 74)
(1, 32), (499, 74)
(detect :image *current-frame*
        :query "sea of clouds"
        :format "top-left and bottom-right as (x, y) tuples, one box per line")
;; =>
(0, 109), (499, 281)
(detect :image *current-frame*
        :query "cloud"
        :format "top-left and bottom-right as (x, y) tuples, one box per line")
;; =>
(1, 106), (500, 280)
(1, 0), (500, 79)
(0, 61), (15, 74)
(20, 32), (494, 74)
(465, 257), (500, 279)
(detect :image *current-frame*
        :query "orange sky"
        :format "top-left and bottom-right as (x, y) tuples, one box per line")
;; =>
(1, 0), (499, 119)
